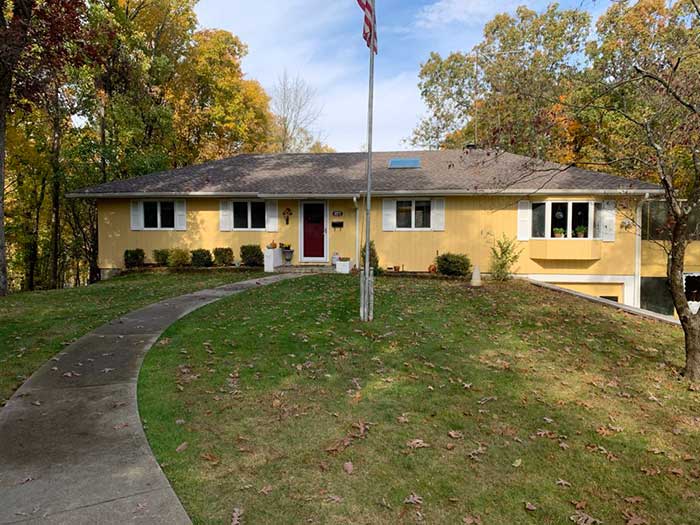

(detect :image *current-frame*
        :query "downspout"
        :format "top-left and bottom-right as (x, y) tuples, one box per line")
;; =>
(634, 194), (648, 308)
(354, 196), (360, 269)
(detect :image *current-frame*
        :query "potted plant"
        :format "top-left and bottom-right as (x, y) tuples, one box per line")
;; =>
(553, 227), (566, 238)
(279, 243), (294, 263)
(336, 257), (351, 274)
(574, 225), (588, 238)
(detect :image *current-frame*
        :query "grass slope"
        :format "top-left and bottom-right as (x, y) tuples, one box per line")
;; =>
(139, 275), (700, 525)
(0, 270), (262, 403)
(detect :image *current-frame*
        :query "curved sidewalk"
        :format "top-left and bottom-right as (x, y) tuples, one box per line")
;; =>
(0, 274), (303, 524)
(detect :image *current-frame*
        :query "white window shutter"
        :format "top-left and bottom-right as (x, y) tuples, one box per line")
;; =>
(130, 200), (143, 231)
(266, 200), (278, 232)
(431, 198), (445, 231)
(175, 200), (187, 231)
(219, 200), (233, 231)
(602, 200), (616, 242)
(382, 199), (396, 231)
(517, 201), (531, 241)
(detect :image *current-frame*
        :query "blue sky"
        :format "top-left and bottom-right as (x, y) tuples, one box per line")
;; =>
(195, 1), (611, 152)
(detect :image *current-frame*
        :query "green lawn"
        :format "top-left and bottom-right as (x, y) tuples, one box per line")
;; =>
(139, 275), (700, 524)
(0, 270), (262, 403)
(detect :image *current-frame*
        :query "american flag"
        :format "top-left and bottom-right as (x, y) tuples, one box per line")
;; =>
(357, 0), (377, 54)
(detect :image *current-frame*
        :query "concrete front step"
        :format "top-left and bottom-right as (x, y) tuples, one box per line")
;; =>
(275, 265), (336, 274)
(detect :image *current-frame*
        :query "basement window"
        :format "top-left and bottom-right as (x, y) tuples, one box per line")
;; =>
(684, 273), (700, 314)
(143, 201), (175, 229)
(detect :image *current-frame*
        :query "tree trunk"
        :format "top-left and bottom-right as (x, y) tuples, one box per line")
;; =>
(49, 88), (63, 289)
(0, 98), (8, 296)
(682, 317), (700, 381)
(666, 213), (700, 380)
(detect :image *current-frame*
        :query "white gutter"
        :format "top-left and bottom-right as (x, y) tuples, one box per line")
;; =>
(353, 196), (360, 268)
(68, 188), (663, 199)
(633, 196), (647, 308)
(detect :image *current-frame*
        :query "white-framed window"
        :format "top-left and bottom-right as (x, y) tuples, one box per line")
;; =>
(143, 200), (175, 230)
(530, 201), (601, 239)
(396, 199), (432, 230)
(232, 201), (267, 231)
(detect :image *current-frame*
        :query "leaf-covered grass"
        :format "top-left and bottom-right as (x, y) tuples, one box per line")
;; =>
(0, 270), (262, 403)
(139, 275), (700, 525)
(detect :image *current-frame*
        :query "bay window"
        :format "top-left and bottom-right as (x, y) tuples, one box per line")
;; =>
(531, 201), (600, 239)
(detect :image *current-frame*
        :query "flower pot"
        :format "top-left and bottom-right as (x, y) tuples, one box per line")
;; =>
(336, 260), (351, 274)
(282, 249), (294, 263)
(554, 233), (564, 238)
(576, 232), (586, 238)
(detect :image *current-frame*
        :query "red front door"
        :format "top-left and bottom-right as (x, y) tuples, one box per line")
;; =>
(303, 202), (325, 259)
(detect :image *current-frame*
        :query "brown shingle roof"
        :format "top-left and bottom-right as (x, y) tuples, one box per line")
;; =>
(68, 149), (662, 197)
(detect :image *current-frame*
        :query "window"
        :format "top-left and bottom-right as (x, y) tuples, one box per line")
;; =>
(232, 201), (266, 230)
(396, 200), (431, 229)
(532, 203), (546, 238)
(531, 201), (600, 239)
(143, 201), (175, 229)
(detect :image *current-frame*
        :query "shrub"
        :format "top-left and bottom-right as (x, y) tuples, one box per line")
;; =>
(240, 245), (264, 266)
(191, 249), (213, 268)
(168, 248), (191, 268)
(153, 249), (170, 266)
(489, 235), (522, 281)
(213, 247), (234, 267)
(124, 249), (145, 269)
(360, 241), (383, 274)
(435, 253), (471, 276)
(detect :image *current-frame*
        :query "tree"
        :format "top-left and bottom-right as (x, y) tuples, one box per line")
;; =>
(270, 71), (323, 153)
(582, 0), (700, 379)
(168, 29), (273, 165)
(412, 4), (590, 161)
(0, 0), (85, 294)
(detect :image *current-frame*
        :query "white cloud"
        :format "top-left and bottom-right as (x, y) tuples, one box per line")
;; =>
(415, 0), (517, 29)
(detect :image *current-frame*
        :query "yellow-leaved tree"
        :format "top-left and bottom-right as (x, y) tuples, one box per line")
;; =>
(168, 29), (273, 165)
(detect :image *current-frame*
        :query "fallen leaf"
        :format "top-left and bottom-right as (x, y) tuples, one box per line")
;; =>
(463, 515), (482, 524)
(512, 458), (522, 468)
(200, 452), (219, 465)
(623, 510), (648, 525)
(231, 507), (243, 525)
(557, 479), (572, 487)
(407, 439), (430, 449)
(525, 502), (537, 511)
(343, 461), (354, 475)
(569, 510), (603, 524)
(397, 413), (409, 424)
(176, 442), (189, 453)
(404, 493), (423, 505)
(624, 496), (644, 504)
(327, 495), (343, 503)
(571, 500), (587, 510)
(448, 430), (464, 440)
(259, 485), (272, 495)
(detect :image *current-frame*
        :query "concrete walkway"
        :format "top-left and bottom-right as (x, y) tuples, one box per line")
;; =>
(0, 274), (304, 524)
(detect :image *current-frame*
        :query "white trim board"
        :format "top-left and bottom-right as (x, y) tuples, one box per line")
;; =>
(523, 274), (636, 307)
(299, 200), (329, 263)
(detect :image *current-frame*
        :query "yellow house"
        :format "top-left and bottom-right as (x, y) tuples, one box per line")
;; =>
(70, 149), (690, 312)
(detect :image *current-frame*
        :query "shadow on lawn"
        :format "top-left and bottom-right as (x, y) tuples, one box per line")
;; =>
(139, 275), (696, 524)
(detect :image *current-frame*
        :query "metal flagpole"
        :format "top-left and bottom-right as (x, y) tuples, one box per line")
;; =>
(362, 16), (375, 322)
